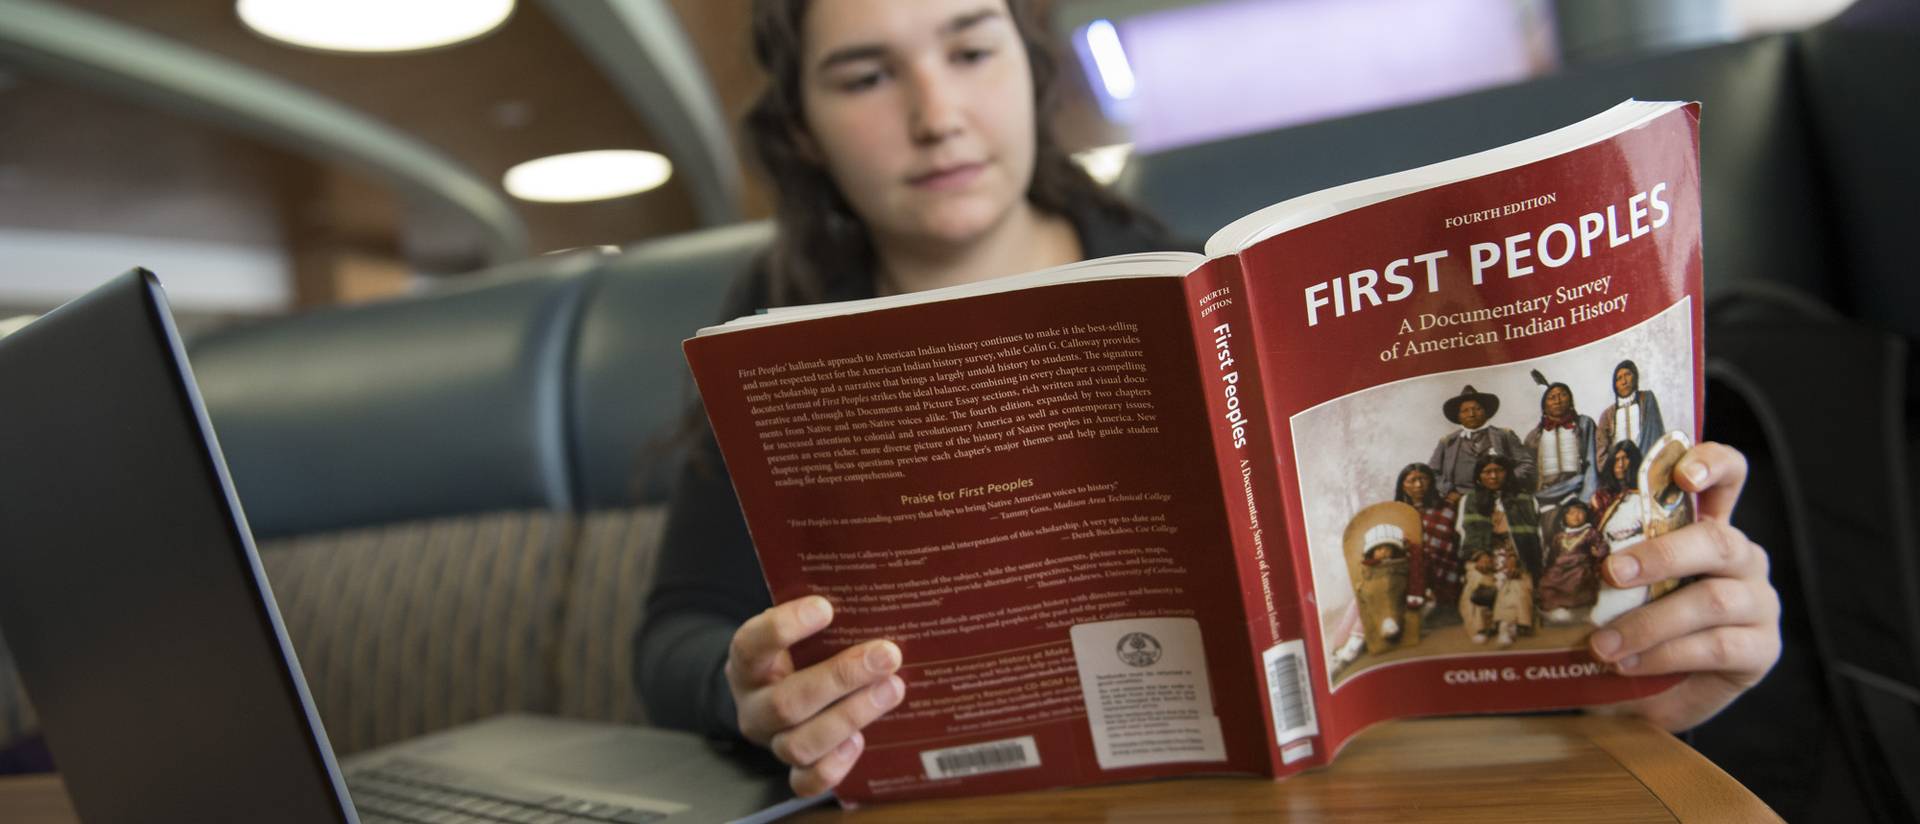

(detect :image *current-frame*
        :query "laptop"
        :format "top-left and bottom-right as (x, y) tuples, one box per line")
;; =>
(0, 271), (813, 823)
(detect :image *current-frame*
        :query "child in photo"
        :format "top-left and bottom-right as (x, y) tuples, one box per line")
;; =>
(1537, 501), (1604, 624)
(1491, 547), (1535, 647)
(1460, 550), (1499, 643)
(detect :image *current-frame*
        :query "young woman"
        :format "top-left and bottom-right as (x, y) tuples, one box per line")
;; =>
(639, 0), (1782, 795)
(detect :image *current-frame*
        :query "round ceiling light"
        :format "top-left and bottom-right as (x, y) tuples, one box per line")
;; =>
(237, 0), (515, 53)
(504, 150), (674, 203)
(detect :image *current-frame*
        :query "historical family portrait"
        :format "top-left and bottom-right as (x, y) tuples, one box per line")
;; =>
(1291, 303), (1696, 687)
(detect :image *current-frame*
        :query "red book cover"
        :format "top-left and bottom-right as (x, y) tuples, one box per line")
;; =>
(682, 101), (1703, 804)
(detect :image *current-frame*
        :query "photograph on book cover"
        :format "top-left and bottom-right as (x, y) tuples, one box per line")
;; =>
(1291, 298), (1697, 688)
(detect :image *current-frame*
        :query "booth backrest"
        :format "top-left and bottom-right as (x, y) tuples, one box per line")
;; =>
(188, 253), (601, 539)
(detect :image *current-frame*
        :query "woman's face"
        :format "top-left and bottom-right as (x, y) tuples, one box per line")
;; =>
(1477, 461), (1507, 491)
(798, 0), (1036, 250)
(1611, 449), (1632, 481)
(1401, 470), (1430, 502)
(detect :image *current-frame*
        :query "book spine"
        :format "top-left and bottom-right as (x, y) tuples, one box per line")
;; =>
(1182, 256), (1313, 774)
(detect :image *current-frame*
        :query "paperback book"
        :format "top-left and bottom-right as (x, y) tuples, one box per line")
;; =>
(684, 100), (1704, 804)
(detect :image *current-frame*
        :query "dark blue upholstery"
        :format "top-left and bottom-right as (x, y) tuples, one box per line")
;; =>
(186, 253), (599, 538)
(568, 221), (770, 509)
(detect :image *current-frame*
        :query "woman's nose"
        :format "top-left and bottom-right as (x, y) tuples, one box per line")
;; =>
(907, 65), (964, 145)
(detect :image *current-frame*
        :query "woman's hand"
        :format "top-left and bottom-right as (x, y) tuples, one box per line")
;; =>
(727, 595), (906, 796)
(1587, 442), (1781, 732)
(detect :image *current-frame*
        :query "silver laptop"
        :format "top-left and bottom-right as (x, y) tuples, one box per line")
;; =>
(0, 271), (811, 823)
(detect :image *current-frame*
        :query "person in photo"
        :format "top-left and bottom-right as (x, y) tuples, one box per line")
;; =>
(1460, 550), (1499, 644)
(1395, 463), (1458, 623)
(1430, 385), (1536, 502)
(1590, 441), (1649, 626)
(1596, 359), (1666, 457)
(1457, 454), (1545, 582)
(1537, 501), (1605, 624)
(1491, 545), (1535, 647)
(1355, 524), (1417, 654)
(1523, 370), (1598, 522)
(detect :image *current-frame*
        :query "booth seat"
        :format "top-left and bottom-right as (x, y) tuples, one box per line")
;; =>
(2, 10), (1915, 817)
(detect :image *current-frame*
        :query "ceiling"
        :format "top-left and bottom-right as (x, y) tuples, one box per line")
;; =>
(0, 0), (1112, 316)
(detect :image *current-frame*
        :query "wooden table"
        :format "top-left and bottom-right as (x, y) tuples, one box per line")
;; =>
(0, 715), (1776, 823)
(791, 715), (1779, 823)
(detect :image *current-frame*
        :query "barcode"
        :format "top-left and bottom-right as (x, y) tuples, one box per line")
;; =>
(919, 735), (1041, 780)
(1263, 641), (1319, 747)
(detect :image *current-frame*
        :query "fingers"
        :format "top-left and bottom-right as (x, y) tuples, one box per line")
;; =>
(1589, 575), (1779, 666)
(738, 638), (902, 744)
(790, 731), (864, 798)
(728, 596), (834, 691)
(768, 674), (905, 768)
(1674, 441), (1747, 522)
(1602, 520), (1767, 588)
(1606, 625), (1781, 685)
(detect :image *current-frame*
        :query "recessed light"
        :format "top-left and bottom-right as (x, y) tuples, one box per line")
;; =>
(236, 0), (515, 54)
(504, 150), (673, 203)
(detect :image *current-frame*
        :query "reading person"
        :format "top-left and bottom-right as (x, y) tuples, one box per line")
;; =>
(638, 0), (1179, 796)
(639, 0), (1783, 795)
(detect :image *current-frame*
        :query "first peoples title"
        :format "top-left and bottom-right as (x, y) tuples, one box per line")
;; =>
(1300, 182), (1672, 327)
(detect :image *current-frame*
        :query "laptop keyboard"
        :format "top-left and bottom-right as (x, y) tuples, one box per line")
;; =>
(347, 759), (668, 823)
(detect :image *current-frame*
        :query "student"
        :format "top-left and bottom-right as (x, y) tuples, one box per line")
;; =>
(638, 0), (1781, 795)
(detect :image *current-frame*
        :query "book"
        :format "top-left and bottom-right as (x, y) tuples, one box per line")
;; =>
(684, 100), (1704, 804)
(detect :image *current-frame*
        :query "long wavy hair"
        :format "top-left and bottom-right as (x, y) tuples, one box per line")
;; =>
(1599, 440), (1644, 493)
(744, 0), (1160, 306)
(1392, 463), (1441, 509)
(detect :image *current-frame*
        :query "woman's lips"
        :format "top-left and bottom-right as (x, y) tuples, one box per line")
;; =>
(909, 162), (985, 191)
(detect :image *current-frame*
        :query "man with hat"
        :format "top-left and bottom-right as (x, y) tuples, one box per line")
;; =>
(1429, 384), (1535, 502)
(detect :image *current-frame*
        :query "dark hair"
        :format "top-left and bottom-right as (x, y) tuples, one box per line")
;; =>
(1393, 463), (1441, 508)
(1539, 381), (1575, 415)
(744, 0), (1158, 306)
(1613, 360), (1640, 396)
(1464, 454), (1515, 516)
(1599, 440), (1643, 492)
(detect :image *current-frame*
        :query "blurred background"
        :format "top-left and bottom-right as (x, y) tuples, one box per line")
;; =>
(0, 0), (1857, 333)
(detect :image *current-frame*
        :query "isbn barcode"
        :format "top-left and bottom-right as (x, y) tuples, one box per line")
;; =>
(919, 735), (1041, 780)
(1263, 641), (1319, 745)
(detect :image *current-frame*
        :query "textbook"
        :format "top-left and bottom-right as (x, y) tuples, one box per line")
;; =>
(684, 100), (1704, 804)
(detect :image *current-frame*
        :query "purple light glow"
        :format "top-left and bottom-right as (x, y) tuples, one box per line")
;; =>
(1108, 0), (1545, 151)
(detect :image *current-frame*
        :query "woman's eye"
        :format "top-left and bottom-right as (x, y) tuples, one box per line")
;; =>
(953, 47), (994, 66)
(839, 71), (886, 93)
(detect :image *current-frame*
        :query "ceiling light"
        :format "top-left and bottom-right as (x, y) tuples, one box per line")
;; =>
(504, 150), (673, 203)
(236, 0), (515, 53)
(1083, 19), (1137, 101)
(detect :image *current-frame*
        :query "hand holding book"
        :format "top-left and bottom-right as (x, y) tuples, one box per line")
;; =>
(726, 595), (906, 795)
(1587, 442), (1780, 732)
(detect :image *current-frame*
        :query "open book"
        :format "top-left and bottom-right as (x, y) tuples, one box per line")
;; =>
(684, 100), (1704, 804)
